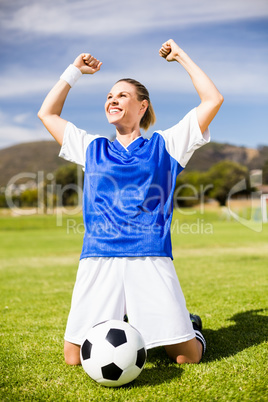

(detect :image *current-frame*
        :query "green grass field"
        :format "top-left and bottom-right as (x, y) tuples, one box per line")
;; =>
(0, 208), (267, 401)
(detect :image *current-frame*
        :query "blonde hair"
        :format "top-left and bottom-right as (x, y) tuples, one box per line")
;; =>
(116, 78), (156, 131)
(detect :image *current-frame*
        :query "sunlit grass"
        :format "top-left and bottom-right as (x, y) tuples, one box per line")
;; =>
(0, 208), (267, 401)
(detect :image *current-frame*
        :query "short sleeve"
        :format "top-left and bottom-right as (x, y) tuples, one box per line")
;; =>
(59, 122), (102, 168)
(158, 108), (210, 167)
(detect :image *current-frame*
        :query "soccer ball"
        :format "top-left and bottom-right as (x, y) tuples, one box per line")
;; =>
(80, 320), (147, 387)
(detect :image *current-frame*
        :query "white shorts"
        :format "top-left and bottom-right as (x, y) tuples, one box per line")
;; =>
(64, 256), (195, 349)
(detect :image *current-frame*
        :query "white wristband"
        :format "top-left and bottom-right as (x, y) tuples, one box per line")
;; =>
(60, 64), (82, 87)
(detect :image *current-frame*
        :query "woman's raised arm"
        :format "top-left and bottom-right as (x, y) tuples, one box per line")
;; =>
(159, 39), (224, 134)
(38, 53), (102, 145)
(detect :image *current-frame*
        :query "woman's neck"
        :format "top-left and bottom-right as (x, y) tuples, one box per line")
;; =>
(115, 127), (141, 147)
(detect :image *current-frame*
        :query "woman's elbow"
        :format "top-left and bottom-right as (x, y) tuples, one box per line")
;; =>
(217, 93), (224, 107)
(37, 110), (52, 127)
(37, 109), (46, 122)
(211, 93), (224, 114)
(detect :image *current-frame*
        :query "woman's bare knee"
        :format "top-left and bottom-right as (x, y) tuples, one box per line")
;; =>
(64, 341), (81, 365)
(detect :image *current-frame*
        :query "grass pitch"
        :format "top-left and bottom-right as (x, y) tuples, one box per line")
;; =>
(0, 208), (267, 401)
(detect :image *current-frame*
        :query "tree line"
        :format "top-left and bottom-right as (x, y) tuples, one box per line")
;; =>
(1, 159), (268, 210)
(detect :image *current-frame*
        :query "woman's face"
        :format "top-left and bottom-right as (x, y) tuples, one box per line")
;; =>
(105, 81), (147, 129)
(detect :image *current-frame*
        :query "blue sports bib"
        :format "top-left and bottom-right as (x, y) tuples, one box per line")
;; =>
(80, 132), (184, 259)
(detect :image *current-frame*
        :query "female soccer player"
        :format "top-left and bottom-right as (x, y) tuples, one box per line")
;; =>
(38, 39), (223, 365)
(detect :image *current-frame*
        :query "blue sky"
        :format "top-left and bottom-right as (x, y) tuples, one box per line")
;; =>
(0, 0), (267, 150)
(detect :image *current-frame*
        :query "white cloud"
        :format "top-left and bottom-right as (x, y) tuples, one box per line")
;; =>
(0, 56), (267, 101)
(1, 0), (268, 38)
(0, 0), (267, 151)
(0, 109), (47, 149)
(0, 124), (48, 149)
(1, 0), (267, 102)
(13, 112), (33, 124)
(0, 68), (118, 99)
(0, 72), (57, 99)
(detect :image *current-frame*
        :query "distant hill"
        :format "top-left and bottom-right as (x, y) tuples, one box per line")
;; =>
(186, 141), (268, 172)
(0, 140), (267, 186)
(0, 141), (72, 186)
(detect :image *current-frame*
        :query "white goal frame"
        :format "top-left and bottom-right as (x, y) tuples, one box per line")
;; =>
(261, 194), (268, 223)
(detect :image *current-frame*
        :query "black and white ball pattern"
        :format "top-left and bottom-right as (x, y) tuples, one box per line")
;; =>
(80, 320), (147, 387)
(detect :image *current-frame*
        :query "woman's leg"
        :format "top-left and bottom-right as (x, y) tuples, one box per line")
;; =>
(165, 337), (203, 364)
(64, 258), (126, 365)
(125, 258), (203, 355)
(64, 341), (81, 365)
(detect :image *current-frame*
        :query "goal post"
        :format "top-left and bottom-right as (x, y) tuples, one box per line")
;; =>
(261, 194), (268, 223)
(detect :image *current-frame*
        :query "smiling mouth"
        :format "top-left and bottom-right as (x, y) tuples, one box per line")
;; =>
(108, 108), (122, 115)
